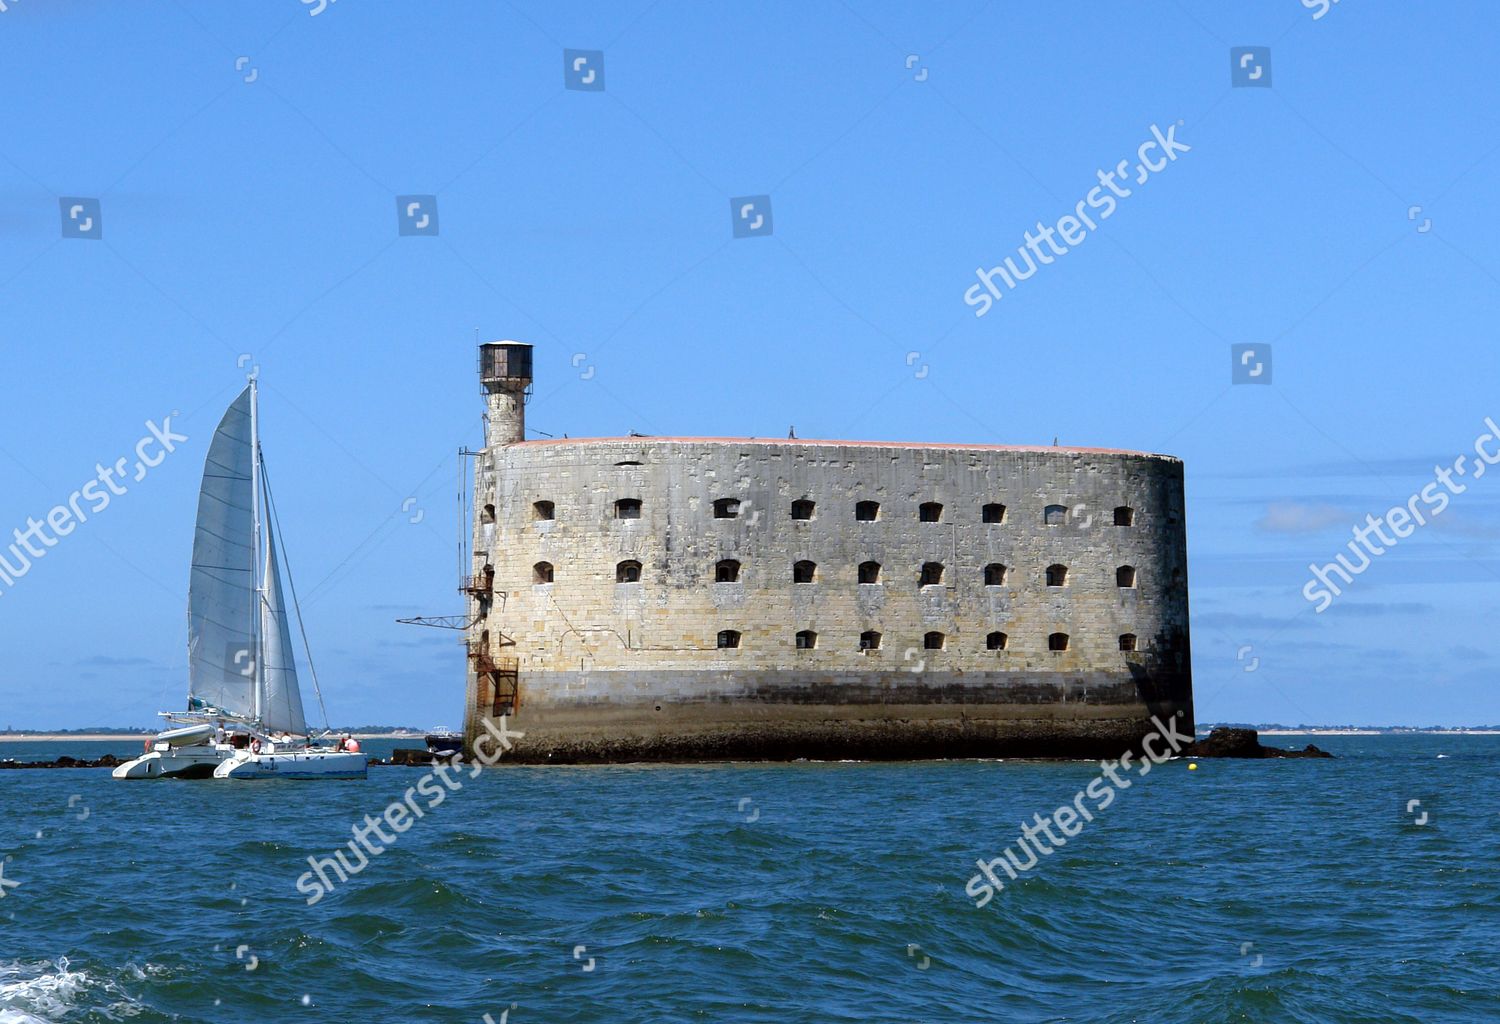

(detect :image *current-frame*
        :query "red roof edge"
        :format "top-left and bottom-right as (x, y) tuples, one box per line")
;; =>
(511, 436), (1174, 459)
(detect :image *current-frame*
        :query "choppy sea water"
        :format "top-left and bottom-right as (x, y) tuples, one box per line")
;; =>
(1, 735), (1496, 1023)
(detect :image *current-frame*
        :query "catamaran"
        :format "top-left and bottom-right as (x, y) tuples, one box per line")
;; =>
(113, 381), (366, 781)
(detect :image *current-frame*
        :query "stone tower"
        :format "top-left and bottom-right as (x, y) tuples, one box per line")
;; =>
(480, 341), (533, 447)
(464, 341), (534, 751)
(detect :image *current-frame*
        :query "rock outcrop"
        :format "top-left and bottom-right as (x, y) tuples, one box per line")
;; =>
(0, 754), (125, 770)
(1181, 727), (1332, 759)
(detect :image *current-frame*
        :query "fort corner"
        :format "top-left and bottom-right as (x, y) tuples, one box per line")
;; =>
(463, 342), (1193, 762)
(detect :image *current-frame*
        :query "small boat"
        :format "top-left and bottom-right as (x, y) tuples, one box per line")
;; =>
(425, 729), (463, 759)
(114, 381), (365, 781)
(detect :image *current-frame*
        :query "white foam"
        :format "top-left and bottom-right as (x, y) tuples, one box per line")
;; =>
(0, 958), (144, 1023)
(0, 958), (86, 1024)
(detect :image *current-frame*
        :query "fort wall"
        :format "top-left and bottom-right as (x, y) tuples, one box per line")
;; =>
(464, 419), (1192, 761)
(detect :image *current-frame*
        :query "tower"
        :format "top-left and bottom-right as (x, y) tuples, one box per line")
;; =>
(466, 341), (530, 743)
(480, 341), (533, 447)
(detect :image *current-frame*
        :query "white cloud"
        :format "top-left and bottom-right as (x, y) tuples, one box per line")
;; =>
(1255, 502), (1349, 534)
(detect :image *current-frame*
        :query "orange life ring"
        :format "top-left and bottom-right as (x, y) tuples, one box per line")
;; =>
(251, 738), (262, 754)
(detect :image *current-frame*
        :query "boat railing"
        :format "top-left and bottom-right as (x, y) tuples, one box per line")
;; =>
(461, 574), (495, 597)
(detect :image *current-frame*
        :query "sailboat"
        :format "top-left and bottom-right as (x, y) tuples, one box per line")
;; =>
(113, 381), (366, 781)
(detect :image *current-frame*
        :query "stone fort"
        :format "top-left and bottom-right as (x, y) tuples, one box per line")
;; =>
(463, 342), (1193, 761)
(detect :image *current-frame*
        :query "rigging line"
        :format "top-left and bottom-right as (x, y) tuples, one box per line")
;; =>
(260, 456), (331, 734)
(458, 450), (462, 591)
(303, 444), (463, 604)
(304, 514), (404, 606)
(311, 465), (465, 602)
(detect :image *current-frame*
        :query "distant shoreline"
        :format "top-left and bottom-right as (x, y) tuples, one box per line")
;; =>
(3, 729), (1499, 743)
(1257, 729), (1500, 736)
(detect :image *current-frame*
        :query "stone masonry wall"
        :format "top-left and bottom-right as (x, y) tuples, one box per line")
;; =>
(465, 438), (1192, 761)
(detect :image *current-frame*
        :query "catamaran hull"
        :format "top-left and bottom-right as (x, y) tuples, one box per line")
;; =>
(112, 747), (231, 780)
(214, 751), (367, 780)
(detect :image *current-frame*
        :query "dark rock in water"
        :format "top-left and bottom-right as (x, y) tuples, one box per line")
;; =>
(0, 753), (135, 769)
(1181, 727), (1333, 759)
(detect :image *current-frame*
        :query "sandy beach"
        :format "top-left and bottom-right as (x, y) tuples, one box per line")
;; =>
(1257, 729), (1500, 736)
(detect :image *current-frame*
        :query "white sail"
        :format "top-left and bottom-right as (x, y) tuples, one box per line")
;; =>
(259, 529), (307, 734)
(116, 380), (356, 782)
(187, 387), (258, 719)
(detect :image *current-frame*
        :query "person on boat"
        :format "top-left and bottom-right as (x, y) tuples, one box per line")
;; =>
(214, 722), (227, 746)
(345, 736), (361, 754)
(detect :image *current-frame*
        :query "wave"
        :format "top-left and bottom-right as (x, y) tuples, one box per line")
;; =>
(0, 958), (145, 1024)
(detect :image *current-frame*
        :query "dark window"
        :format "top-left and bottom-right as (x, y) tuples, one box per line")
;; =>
(716, 630), (741, 650)
(533, 561), (554, 584)
(531, 500), (553, 521)
(919, 502), (943, 523)
(1119, 633), (1138, 652)
(1117, 565), (1137, 588)
(1049, 632), (1070, 652)
(615, 460), (642, 466)
(1046, 564), (1068, 587)
(713, 498), (741, 519)
(858, 561), (881, 584)
(923, 631), (945, 650)
(795, 630), (817, 650)
(715, 559), (741, 583)
(615, 498), (641, 519)
(986, 631), (1008, 651)
(1114, 506), (1134, 527)
(982, 503), (1006, 524)
(920, 562), (944, 586)
(1044, 504), (1067, 526)
(855, 500), (880, 522)
(616, 560), (642, 583)
(482, 503), (497, 524)
(859, 630), (882, 651)
(793, 560), (817, 584)
(983, 563), (1007, 586)
(791, 499), (815, 520)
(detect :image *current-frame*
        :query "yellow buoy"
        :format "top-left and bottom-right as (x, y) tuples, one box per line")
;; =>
(1188, 762), (1199, 770)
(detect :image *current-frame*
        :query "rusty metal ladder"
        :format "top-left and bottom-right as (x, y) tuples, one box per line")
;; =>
(472, 639), (520, 718)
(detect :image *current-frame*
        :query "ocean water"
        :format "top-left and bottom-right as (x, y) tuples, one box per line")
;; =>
(1, 735), (1496, 1023)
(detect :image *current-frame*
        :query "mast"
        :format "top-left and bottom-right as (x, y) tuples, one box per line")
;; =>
(249, 377), (264, 726)
(186, 385), (261, 725)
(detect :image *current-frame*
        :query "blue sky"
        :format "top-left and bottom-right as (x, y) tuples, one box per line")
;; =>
(1, 2), (1497, 729)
